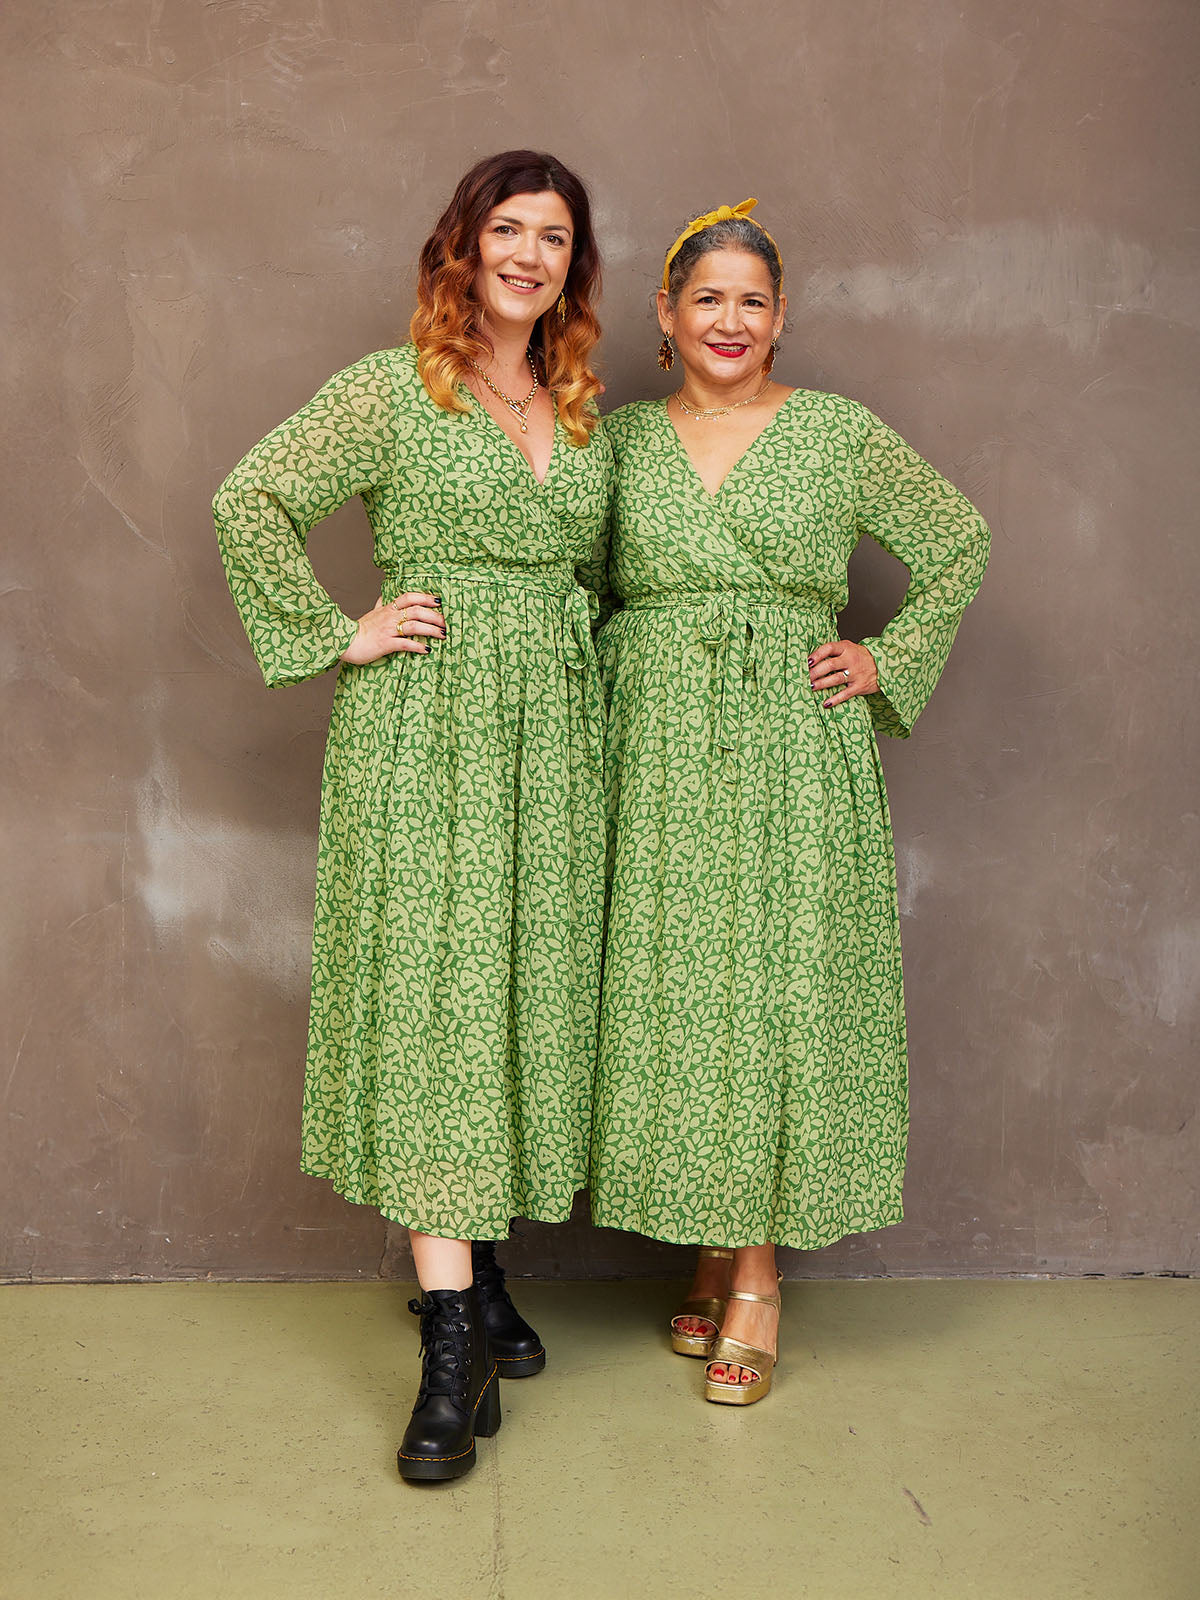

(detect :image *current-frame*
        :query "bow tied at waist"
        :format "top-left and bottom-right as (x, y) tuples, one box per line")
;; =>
(624, 590), (838, 758)
(564, 583), (606, 779)
(697, 594), (758, 754)
(562, 585), (600, 671)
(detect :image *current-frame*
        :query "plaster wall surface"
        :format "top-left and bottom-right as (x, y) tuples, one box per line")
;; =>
(2, 0), (1197, 1280)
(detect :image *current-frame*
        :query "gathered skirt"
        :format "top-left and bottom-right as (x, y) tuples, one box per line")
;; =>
(589, 593), (908, 1250)
(300, 563), (606, 1238)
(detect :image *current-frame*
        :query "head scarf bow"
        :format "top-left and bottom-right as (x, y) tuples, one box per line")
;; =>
(661, 197), (783, 291)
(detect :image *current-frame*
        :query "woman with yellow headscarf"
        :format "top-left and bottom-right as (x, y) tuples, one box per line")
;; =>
(589, 202), (989, 1406)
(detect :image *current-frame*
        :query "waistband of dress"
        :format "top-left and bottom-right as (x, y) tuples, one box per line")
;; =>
(379, 562), (578, 596)
(623, 590), (833, 618)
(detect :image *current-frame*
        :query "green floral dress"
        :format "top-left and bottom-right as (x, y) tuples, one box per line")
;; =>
(589, 392), (989, 1250)
(214, 346), (612, 1238)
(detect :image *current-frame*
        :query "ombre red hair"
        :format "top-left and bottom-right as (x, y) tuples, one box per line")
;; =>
(410, 151), (603, 447)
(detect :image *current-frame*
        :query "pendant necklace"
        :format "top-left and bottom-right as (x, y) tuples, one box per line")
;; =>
(469, 352), (540, 432)
(675, 380), (771, 421)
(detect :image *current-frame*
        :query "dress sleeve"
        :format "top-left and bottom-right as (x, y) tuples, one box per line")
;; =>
(212, 353), (398, 688)
(853, 406), (990, 738)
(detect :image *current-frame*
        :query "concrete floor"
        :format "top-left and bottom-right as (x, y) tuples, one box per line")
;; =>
(2, 1280), (1196, 1600)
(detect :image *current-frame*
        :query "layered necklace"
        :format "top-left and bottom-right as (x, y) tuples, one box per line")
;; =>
(469, 352), (540, 433)
(674, 380), (771, 421)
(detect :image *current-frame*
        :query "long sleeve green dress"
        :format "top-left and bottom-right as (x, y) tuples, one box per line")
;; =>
(214, 346), (612, 1238)
(588, 391), (989, 1250)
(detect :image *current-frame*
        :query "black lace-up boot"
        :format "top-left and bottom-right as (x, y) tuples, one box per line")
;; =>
(397, 1284), (500, 1482)
(471, 1240), (546, 1377)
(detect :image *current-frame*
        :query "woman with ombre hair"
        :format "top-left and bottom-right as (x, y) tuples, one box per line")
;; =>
(214, 151), (611, 1481)
(589, 201), (989, 1407)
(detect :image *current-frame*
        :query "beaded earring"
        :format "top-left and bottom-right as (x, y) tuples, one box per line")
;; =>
(657, 334), (675, 372)
(762, 336), (779, 376)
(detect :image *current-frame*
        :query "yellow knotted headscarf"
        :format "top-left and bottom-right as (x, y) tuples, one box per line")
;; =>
(661, 197), (783, 292)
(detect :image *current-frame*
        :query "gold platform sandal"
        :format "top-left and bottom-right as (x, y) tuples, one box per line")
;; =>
(669, 1248), (735, 1357)
(703, 1283), (781, 1405)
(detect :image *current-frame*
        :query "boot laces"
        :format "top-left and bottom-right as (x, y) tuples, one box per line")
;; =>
(408, 1296), (470, 1406)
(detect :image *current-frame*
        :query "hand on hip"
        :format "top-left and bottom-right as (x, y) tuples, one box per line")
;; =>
(808, 640), (878, 708)
(340, 592), (446, 664)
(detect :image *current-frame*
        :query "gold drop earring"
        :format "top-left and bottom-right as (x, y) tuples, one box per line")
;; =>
(657, 333), (675, 371)
(557, 293), (567, 322)
(762, 334), (779, 376)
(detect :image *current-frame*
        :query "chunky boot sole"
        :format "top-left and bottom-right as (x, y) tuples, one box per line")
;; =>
(397, 1366), (502, 1483)
(494, 1346), (546, 1378)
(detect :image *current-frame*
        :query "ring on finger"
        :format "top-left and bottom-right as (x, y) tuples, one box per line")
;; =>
(843, 667), (851, 682)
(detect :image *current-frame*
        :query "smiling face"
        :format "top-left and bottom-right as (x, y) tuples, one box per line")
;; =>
(659, 247), (784, 390)
(474, 190), (574, 337)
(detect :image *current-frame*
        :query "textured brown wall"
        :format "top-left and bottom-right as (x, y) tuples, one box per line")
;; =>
(3, 0), (1196, 1282)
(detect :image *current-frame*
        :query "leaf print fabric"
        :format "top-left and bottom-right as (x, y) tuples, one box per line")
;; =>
(214, 346), (613, 1237)
(588, 393), (988, 1250)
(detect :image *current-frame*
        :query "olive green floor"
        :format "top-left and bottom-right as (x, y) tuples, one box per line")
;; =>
(2, 1279), (1196, 1600)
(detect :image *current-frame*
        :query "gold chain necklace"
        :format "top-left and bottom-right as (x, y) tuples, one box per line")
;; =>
(674, 381), (771, 421)
(469, 352), (540, 433)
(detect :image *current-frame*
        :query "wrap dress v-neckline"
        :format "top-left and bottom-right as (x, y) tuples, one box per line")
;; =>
(469, 384), (561, 487)
(659, 389), (801, 499)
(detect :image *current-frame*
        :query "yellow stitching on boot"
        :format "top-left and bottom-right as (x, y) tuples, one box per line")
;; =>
(399, 1368), (498, 1459)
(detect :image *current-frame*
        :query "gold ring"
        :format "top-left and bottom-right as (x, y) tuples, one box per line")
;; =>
(843, 668), (850, 682)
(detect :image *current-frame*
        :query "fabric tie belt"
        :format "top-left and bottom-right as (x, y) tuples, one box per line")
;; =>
(379, 561), (597, 669)
(625, 590), (836, 754)
(378, 561), (604, 751)
(561, 583), (600, 672)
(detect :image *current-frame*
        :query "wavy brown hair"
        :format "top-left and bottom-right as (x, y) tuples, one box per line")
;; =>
(409, 150), (603, 447)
